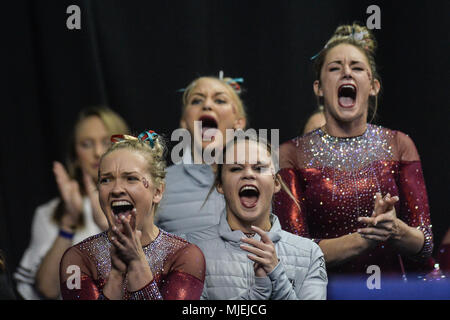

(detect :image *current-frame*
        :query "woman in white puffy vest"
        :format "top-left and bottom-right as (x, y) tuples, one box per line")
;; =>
(186, 135), (328, 300)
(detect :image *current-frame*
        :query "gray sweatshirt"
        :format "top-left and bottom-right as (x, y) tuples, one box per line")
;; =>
(155, 162), (225, 235)
(185, 211), (328, 300)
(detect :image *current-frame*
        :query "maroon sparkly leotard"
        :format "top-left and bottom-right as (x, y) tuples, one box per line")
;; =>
(274, 124), (433, 276)
(60, 229), (205, 300)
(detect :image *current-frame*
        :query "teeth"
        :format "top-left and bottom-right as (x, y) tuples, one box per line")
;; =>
(111, 200), (132, 207)
(240, 185), (258, 192)
(341, 85), (356, 90)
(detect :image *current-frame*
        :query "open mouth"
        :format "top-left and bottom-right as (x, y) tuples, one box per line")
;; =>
(111, 200), (134, 219)
(338, 84), (357, 108)
(199, 115), (219, 139)
(239, 185), (260, 209)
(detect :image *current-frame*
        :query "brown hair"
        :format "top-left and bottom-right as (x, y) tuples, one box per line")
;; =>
(53, 106), (129, 226)
(313, 23), (381, 122)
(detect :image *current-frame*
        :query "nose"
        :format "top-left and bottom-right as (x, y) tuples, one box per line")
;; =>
(342, 64), (352, 78)
(94, 142), (106, 159)
(242, 166), (256, 180)
(202, 97), (214, 111)
(111, 178), (126, 197)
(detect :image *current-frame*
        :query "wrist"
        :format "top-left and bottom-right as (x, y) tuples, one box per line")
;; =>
(355, 232), (376, 252)
(109, 267), (126, 280)
(60, 216), (78, 231)
(127, 259), (153, 292)
(58, 228), (75, 240)
(389, 218), (406, 241)
(128, 258), (149, 273)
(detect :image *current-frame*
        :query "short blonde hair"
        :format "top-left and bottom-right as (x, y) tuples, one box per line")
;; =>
(181, 76), (247, 125)
(100, 133), (167, 212)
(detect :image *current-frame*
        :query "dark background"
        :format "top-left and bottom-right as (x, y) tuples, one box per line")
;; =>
(1, 0), (449, 273)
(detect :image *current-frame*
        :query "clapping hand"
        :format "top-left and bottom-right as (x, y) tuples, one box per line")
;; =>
(240, 226), (279, 277)
(358, 193), (400, 242)
(53, 161), (83, 229)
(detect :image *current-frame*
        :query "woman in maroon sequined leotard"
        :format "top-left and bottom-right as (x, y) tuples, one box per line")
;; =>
(274, 24), (433, 278)
(59, 131), (205, 300)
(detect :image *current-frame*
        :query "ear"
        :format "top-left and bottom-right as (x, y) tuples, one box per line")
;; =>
(216, 183), (224, 195)
(273, 174), (282, 194)
(152, 183), (165, 204)
(370, 79), (381, 96)
(233, 117), (246, 130)
(313, 80), (323, 97)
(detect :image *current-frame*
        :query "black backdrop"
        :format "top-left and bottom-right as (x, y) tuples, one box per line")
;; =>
(1, 0), (449, 272)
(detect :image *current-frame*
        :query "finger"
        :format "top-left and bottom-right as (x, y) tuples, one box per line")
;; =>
(111, 226), (128, 245)
(110, 235), (126, 251)
(130, 208), (137, 231)
(360, 234), (388, 242)
(251, 226), (273, 245)
(246, 254), (268, 266)
(240, 237), (272, 251)
(53, 161), (71, 180)
(240, 244), (268, 258)
(121, 216), (134, 238)
(373, 211), (396, 226)
(358, 216), (376, 226)
(372, 193), (385, 217)
(358, 227), (390, 237)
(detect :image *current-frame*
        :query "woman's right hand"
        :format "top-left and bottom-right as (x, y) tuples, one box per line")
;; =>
(53, 161), (83, 229)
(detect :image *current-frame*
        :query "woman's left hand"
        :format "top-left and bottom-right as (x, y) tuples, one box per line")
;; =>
(240, 226), (279, 275)
(110, 210), (147, 266)
(358, 193), (401, 242)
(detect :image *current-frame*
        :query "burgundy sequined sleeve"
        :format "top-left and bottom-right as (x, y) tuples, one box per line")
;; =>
(59, 247), (103, 300)
(396, 132), (433, 259)
(274, 140), (311, 238)
(274, 168), (310, 238)
(160, 243), (205, 300)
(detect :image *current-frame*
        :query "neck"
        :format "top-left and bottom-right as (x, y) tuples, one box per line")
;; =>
(226, 208), (272, 234)
(140, 213), (160, 246)
(324, 113), (367, 138)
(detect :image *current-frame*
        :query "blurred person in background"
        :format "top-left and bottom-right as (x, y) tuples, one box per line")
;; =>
(14, 107), (129, 299)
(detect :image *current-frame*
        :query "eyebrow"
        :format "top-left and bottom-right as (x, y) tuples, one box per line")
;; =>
(230, 161), (270, 166)
(99, 171), (140, 176)
(191, 92), (228, 98)
(327, 60), (364, 66)
(122, 171), (140, 175)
